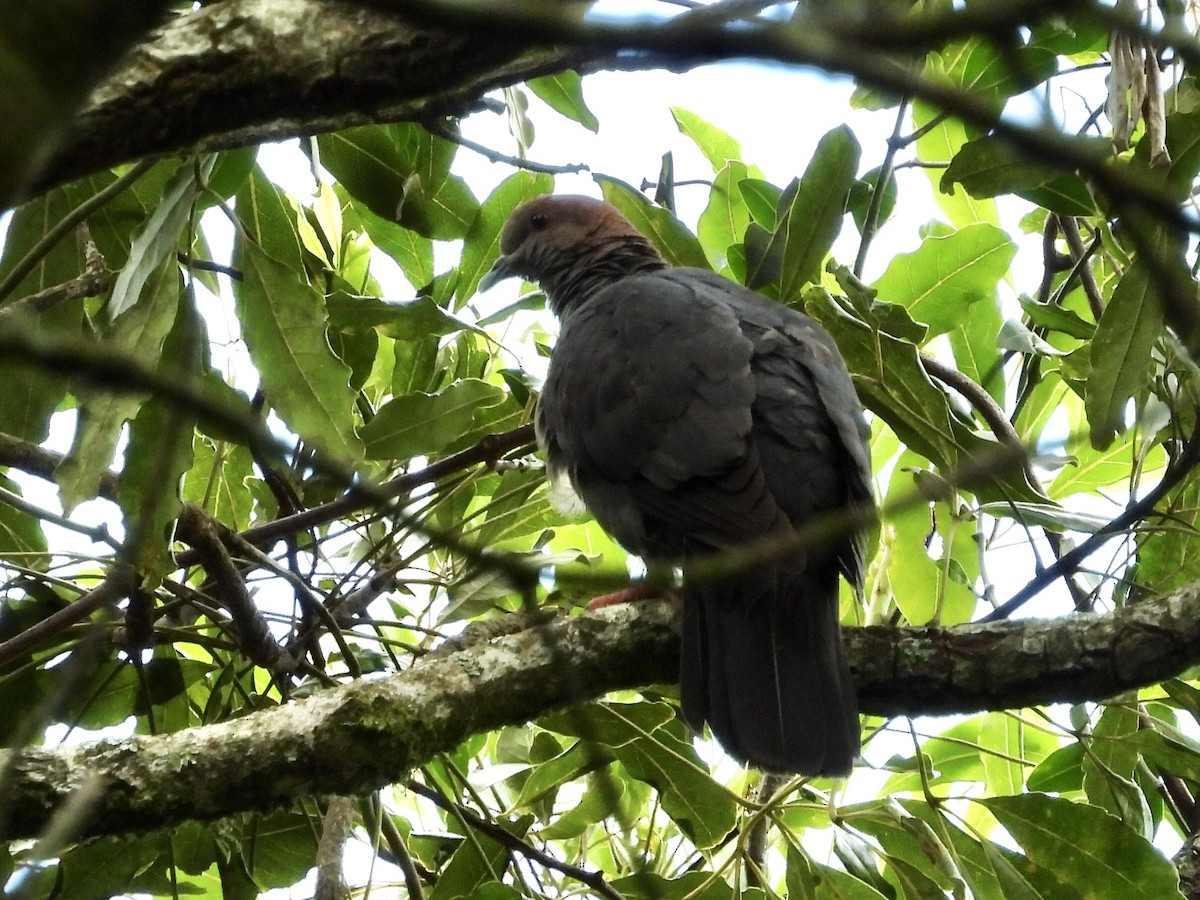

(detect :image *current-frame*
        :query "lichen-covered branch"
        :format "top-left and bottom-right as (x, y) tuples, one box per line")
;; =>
(4, 584), (1200, 842)
(30, 0), (599, 196)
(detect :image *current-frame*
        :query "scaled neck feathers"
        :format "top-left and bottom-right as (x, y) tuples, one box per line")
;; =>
(539, 232), (668, 317)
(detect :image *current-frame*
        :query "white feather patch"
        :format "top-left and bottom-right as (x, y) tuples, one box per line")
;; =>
(546, 464), (588, 518)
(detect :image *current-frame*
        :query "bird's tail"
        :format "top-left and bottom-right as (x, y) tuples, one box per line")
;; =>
(679, 565), (859, 775)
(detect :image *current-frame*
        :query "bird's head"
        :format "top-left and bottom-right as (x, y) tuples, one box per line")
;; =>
(479, 195), (665, 308)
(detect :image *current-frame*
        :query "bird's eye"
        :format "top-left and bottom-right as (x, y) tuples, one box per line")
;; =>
(530, 212), (550, 230)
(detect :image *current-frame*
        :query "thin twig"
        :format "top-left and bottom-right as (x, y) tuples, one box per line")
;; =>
(981, 419), (1200, 621)
(428, 123), (589, 176)
(854, 98), (909, 278)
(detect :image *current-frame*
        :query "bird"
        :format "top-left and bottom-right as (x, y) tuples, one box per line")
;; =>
(478, 194), (874, 775)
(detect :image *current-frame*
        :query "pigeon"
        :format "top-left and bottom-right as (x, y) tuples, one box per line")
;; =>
(479, 195), (873, 775)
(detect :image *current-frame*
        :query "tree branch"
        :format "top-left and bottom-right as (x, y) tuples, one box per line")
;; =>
(5, 583), (1200, 842)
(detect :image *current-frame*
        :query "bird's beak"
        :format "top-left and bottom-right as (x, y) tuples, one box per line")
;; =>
(478, 253), (518, 292)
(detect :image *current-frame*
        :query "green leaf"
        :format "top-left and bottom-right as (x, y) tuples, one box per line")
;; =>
(457, 171), (554, 302)
(54, 834), (164, 900)
(1082, 704), (1151, 838)
(738, 178), (781, 227)
(527, 71), (598, 132)
(977, 501), (1111, 533)
(428, 820), (518, 900)
(540, 700), (735, 846)
(671, 107), (753, 173)
(109, 157), (213, 317)
(981, 794), (1185, 900)
(612, 871), (749, 900)
(0, 186), (87, 441)
(841, 803), (956, 894)
(319, 123), (478, 240)
(538, 700), (676, 748)
(540, 770), (626, 840)
(930, 37), (1057, 108)
(613, 730), (736, 849)
(56, 258), (181, 511)
(1019, 295), (1095, 340)
(806, 289), (1042, 503)
(848, 165), (899, 235)
(595, 176), (708, 269)
(233, 239), (364, 464)
(244, 810), (321, 890)
(979, 712), (1025, 796)
(469, 469), (563, 550)
(1027, 742), (1085, 793)
(1131, 109), (1200, 201)
(510, 739), (613, 809)
(949, 294), (1004, 403)
(119, 293), (204, 579)
(0, 474), (47, 571)
(1049, 437), (1165, 500)
(1085, 261), (1163, 449)
(360, 378), (506, 460)
(884, 716), (989, 792)
(872, 223), (1015, 337)
(697, 161), (751, 270)
(746, 125), (860, 300)
(339, 185), (434, 288)
(325, 289), (466, 341)
(941, 136), (1099, 215)
(812, 863), (893, 899)
(1020, 175), (1096, 217)
(238, 166), (304, 265)
(1136, 476), (1200, 596)
(913, 101), (998, 227)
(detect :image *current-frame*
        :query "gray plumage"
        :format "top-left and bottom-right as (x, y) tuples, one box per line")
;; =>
(481, 195), (873, 775)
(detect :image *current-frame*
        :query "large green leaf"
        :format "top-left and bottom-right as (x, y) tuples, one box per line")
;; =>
(540, 701), (736, 849)
(1085, 261), (1163, 449)
(595, 176), (708, 269)
(697, 161), (751, 271)
(338, 184), (434, 289)
(527, 71), (599, 132)
(672, 107), (759, 174)
(0, 183), (91, 441)
(913, 101), (999, 227)
(981, 794), (1184, 900)
(745, 125), (860, 300)
(1136, 476), (1200, 597)
(325, 289), (466, 341)
(55, 258), (182, 511)
(949, 294), (1004, 403)
(243, 810), (322, 890)
(929, 37), (1057, 108)
(1082, 704), (1151, 838)
(318, 123), (478, 240)
(941, 136), (1099, 215)
(238, 166), (303, 265)
(108, 156), (213, 317)
(427, 823), (516, 900)
(806, 289), (1042, 503)
(872, 223), (1015, 337)
(457, 171), (553, 303)
(359, 378), (506, 460)
(233, 239), (363, 465)
(118, 293), (203, 580)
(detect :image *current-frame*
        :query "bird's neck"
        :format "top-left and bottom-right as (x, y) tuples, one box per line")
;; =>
(541, 234), (668, 316)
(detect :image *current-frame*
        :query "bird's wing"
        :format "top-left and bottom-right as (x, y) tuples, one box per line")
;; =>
(537, 271), (786, 557)
(668, 269), (874, 588)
